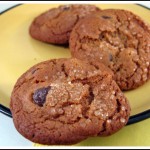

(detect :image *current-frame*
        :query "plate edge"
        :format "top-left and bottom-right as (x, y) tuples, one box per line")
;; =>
(0, 4), (22, 14)
(0, 3), (150, 126)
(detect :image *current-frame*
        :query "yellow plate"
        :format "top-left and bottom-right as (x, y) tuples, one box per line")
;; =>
(0, 4), (150, 115)
(0, 4), (150, 146)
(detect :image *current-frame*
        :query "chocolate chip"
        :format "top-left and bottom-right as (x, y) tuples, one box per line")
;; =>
(109, 54), (113, 61)
(62, 5), (70, 11)
(99, 34), (105, 40)
(102, 16), (111, 19)
(33, 86), (51, 106)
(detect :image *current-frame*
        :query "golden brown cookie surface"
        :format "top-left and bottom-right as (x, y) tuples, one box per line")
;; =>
(10, 58), (130, 145)
(29, 5), (100, 44)
(70, 9), (150, 90)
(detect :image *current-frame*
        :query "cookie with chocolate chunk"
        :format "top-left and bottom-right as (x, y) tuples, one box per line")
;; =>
(10, 58), (130, 145)
(29, 4), (100, 44)
(70, 9), (150, 90)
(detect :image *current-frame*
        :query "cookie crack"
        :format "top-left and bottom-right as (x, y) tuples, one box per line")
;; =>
(71, 75), (107, 120)
(98, 87), (128, 135)
(14, 76), (35, 92)
(44, 12), (80, 36)
(37, 8), (64, 28)
(61, 64), (68, 77)
(88, 86), (94, 105)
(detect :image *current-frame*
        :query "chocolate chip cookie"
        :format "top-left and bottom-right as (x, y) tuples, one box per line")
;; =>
(70, 9), (150, 90)
(29, 4), (100, 44)
(10, 58), (130, 145)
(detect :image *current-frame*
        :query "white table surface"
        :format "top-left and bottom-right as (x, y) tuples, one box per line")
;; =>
(0, 113), (32, 146)
(0, 3), (150, 147)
